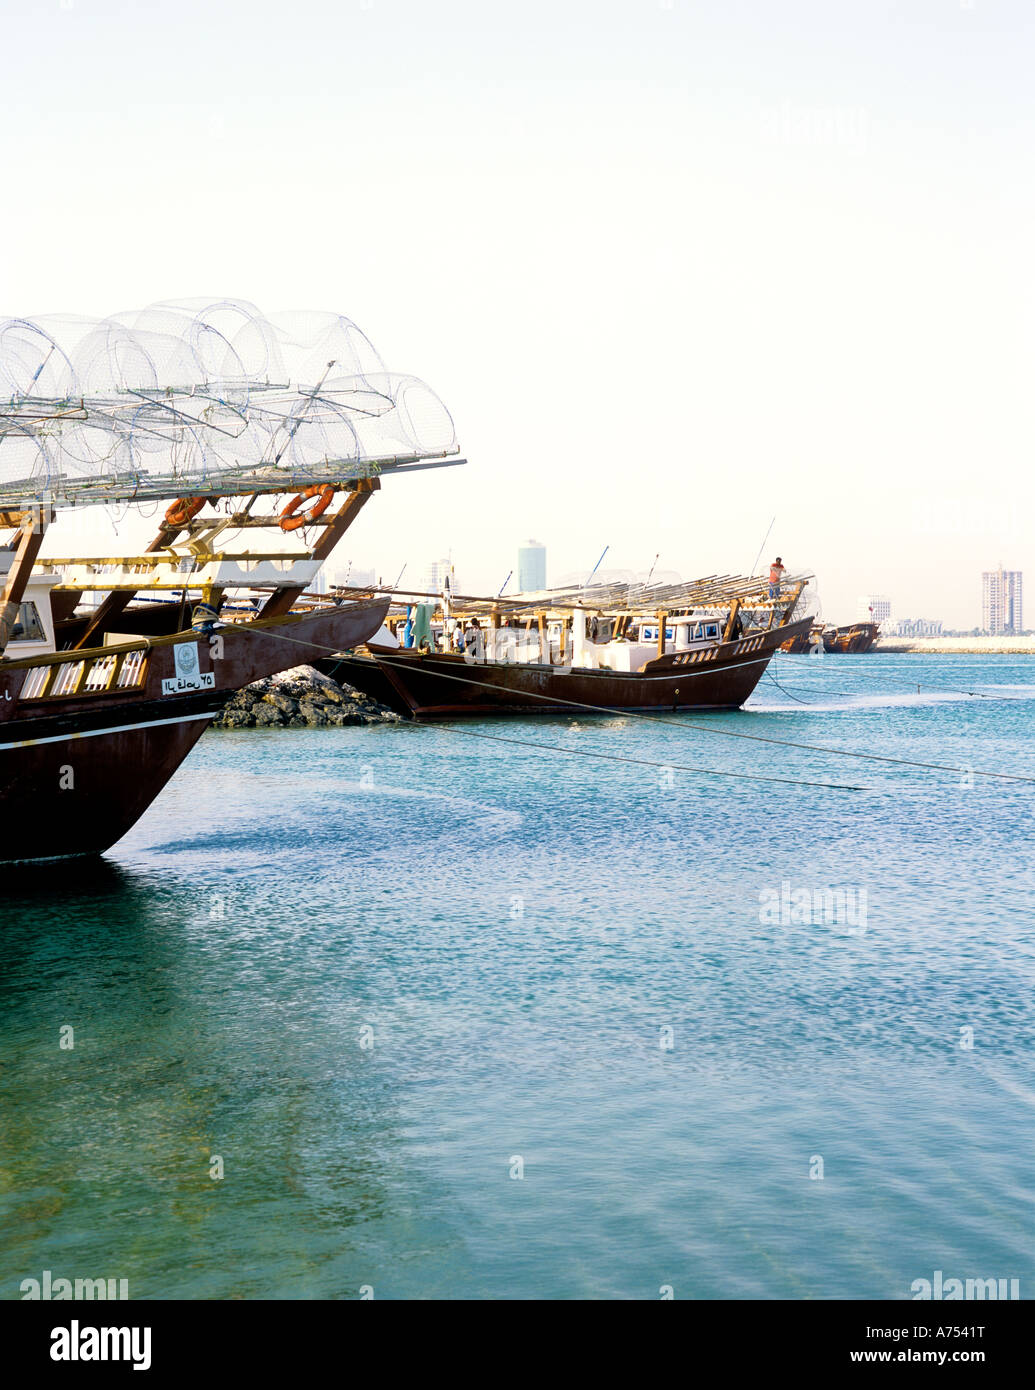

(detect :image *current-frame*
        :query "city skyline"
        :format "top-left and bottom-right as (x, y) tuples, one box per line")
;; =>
(329, 541), (1022, 632)
(39, 501), (1027, 630)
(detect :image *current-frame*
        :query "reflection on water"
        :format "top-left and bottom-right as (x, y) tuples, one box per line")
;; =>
(1, 656), (1033, 1299)
(0, 859), (462, 1298)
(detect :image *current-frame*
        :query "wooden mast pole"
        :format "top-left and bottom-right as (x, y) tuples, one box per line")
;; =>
(0, 506), (50, 659)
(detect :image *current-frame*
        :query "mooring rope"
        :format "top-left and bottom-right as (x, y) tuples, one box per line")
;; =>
(233, 624), (868, 791)
(231, 621), (1035, 786)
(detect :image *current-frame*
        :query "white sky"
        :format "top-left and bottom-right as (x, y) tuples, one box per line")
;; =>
(4, 0), (1033, 627)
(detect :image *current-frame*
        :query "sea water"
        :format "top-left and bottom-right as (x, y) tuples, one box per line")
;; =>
(1, 654), (1032, 1299)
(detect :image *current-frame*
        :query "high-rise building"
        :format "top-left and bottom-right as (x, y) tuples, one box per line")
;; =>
(517, 540), (547, 592)
(857, 594), (892, 624)
(424, 557), (456, 595)
(326, 563), (375, 590)
(982, 567), (1023, 634)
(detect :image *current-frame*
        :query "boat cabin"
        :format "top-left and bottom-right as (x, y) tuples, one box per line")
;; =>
(0, 560), (58, 660)
(635, 616), (723, 647)
(580, 612), (727, 673)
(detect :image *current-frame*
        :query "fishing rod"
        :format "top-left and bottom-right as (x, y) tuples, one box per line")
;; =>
(750, 516), (775, 576)
(586, 545), (609, 586)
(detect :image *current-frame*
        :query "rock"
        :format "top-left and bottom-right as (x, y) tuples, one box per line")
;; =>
(211, 664), (397, 730)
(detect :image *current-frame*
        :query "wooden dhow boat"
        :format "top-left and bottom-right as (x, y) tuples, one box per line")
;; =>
(0, 298), (462, 861)
(821, 621), (880, 654)
(779, 621), (824, 654)
(319, 572), (813, 719)
(780, 619), (881, 655)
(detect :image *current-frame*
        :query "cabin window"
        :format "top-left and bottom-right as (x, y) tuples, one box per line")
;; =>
(705, 623), (719, 638)
(10, 601), (46, 642)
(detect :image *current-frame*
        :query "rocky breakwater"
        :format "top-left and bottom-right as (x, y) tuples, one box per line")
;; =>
(212, 664), (399, 729)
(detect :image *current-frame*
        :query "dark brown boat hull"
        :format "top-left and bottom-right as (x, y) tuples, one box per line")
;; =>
(822, 623), (880, 654)
(779, 624), (824, 654)
(321, 616), (813, 720)
(0, 695), (224, 861)
(0, 597), (389, 862)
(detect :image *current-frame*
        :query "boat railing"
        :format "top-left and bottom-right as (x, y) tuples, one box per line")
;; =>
(1, 597), (382, 676)
(18, 647), (150, 700)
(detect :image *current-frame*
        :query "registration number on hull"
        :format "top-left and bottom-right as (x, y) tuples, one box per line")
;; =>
(161, 641), (215, 696)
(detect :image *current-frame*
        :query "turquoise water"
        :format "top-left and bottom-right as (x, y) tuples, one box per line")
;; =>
(1, 654), (1033, 1300)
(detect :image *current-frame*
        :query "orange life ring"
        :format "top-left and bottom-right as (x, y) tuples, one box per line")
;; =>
(280, 484), (335, 533)
(164, 496), (206, 529)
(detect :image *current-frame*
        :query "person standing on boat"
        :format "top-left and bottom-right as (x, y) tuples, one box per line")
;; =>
(464, 617), (484, 661)
(768, 557), (785, 600)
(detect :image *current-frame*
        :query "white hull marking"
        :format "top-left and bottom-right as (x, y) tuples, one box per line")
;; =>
(0, 711), (214, 752)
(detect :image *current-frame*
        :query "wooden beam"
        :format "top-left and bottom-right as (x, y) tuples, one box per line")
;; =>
(257, 478), (381, 620)
(307, 478), (380, 564)
(47, 551), (324, 569)
(72, 509), (193, 649)
(0, 507), (49, 658)
(778, 582), (805, 627)
(722, 598), (742, 642)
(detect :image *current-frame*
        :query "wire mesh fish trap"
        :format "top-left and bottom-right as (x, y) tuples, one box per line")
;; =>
(0, 298), (458, 508)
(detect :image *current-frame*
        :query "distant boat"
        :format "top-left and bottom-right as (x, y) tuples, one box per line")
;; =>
(779, 622), (824, 654)
(780, 621), (882, 655)
(319, 573), (813, 718)
(821, 622), (880, 653)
